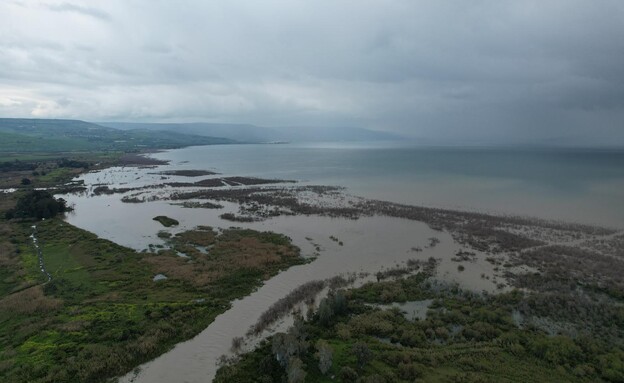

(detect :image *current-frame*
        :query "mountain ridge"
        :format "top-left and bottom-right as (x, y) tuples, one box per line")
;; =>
(97, 121), (404, 143)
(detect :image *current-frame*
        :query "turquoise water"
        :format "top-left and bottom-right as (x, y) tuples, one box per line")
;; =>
(153, 143), (624, 227)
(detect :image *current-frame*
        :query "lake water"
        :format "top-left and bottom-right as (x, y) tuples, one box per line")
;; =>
(60, 142), (624, 382)
(150, 142), (624, 228)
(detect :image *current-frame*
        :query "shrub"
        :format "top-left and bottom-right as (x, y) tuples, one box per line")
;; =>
(340, 366), (359, 382)
(398, 362), (424, 380)
(353, 342), (372, 370)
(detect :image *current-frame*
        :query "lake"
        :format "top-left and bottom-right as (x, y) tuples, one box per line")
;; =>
(150, 142), (624, 228)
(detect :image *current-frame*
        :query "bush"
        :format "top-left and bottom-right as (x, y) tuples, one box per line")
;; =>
(398, 362), (424, 380)
(353, 342), (372, 370)
(340, 366), (359, 382)
(357, 374), (386, 383)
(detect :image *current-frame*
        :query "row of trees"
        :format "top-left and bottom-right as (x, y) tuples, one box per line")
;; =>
(0, 160), (37, 172)
(5, 190), (70, 220)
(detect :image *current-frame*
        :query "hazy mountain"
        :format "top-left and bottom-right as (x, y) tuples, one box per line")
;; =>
(97, 122), (403, 143)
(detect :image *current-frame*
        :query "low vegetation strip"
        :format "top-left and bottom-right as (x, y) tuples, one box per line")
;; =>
(151, 170), (219, 177)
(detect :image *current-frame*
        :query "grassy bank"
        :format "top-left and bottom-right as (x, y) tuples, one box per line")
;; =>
(0, 216), (306, 382)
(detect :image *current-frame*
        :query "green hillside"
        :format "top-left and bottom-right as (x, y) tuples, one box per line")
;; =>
(0, 118), (235, 152)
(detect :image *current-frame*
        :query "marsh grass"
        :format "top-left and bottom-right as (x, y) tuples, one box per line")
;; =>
(145, 227), (302, 289)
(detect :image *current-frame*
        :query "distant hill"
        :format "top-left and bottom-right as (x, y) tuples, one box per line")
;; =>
(97, 122), (403, 143)
(0, 118), (235, 152)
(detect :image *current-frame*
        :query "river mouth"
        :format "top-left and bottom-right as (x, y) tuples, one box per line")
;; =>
(58, 150), (618, 383)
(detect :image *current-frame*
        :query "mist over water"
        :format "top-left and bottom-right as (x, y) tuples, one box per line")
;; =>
(152, 142), (624, 228)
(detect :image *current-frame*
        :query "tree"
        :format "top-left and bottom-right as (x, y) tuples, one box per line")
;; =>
(318, 298), (334, 326)
(287, 357), (306, 383)
(315, 340), (333, 375)
(272, 333), (304, 368)
(331, 290), (348, 315)
(5, 190), (69, 220)
(21, 178), (31, 185)
(289, 315), (307, 341)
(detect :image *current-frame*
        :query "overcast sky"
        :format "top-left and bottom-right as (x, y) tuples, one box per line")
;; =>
(1, 1), (623, 144)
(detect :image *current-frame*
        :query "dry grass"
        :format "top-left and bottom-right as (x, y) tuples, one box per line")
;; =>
(143, 254), (223, 286)
(174, 226), (216, 247)
(0, 286), (62, 315)
(0, 242), (16, 267)
(56, 320), (89, 332)
(144, 228), (299, 288)
(216, 237), (286, 267)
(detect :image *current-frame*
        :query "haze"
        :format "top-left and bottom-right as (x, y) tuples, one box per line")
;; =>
(1, 1), (623, 146)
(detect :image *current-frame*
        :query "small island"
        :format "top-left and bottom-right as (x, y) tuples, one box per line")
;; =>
(153, 215), (179, 227)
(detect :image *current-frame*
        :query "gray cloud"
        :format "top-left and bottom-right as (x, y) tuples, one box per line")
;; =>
(0, 0), (623, 145)
(46, 2), (111, 21)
